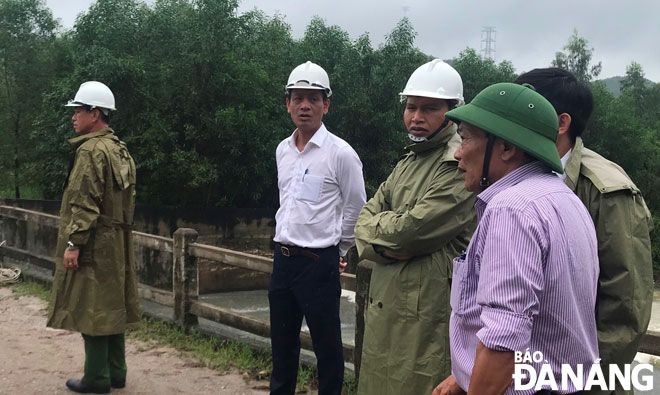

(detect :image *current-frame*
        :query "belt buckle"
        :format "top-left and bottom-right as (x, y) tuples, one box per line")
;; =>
(280, 246), (290, 257)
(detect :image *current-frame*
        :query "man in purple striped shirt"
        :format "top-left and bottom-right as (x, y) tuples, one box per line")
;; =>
(433, 83), (599, 395)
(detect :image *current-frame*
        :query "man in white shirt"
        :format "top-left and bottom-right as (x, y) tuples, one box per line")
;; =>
(269, 61), (367, 395)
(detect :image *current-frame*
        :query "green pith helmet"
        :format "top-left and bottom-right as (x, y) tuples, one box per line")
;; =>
(445, 82), (562, 173)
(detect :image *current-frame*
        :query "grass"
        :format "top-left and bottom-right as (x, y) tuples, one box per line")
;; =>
(11, 280), (51, 300)
(9, 280), (357, 394)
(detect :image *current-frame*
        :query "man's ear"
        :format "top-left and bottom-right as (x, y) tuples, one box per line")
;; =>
(91, 108), (101, 123)
(498, 139), (519, 162)
(558, 113), (572, 137)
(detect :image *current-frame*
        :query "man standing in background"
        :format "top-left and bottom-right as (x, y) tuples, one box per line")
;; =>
(516, 68), (654, 395)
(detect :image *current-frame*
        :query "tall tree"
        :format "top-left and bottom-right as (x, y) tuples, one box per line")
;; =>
(0, 0), (58, 198)
(552, 29), (602, 82)
(620, 61), (647, 114)
(450, 47), (517, 102)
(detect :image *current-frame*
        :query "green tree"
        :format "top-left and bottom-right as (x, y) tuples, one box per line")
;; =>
(552, 29), (602, 82)
(450, 47), (517, 102)
(0, 0), (58, 198)
(334, 18), (430, 196)
(585, 81), (660, 269)
(620, 61), (649, 116)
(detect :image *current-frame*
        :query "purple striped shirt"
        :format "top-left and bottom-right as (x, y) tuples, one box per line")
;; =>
(450, 161), (599, 394)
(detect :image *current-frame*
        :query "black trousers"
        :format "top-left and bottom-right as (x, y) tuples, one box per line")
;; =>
(268, 245), (344, 395)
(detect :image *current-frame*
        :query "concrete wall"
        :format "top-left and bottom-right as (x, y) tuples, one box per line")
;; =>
(0, 204), (272, 293)
(1, 198), (277, 255)
(1, 199), (276, 293)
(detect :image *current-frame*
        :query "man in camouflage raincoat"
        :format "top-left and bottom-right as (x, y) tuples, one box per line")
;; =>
(516, 68), (654, 395)
(47, 81), (139, 394)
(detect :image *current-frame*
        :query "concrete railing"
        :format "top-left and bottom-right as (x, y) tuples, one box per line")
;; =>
(2, 203), (658, 376)
(0, 205), (359, 365)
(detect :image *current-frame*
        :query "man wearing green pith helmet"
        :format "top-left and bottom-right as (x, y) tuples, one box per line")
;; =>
(433, 83), (599, 395)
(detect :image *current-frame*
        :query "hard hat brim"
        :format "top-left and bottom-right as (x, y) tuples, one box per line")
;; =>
(445, 103), (563, 174)
(64, 100), (116, 111)
(285, 84), (332, 97)
(287, 86), (326, 91)
(399, 90), (463, 101)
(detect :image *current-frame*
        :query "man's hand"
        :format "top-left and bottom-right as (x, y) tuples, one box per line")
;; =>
(339, 256), (348, 273)
(433, 375), (466, 395)
(63, 248), (79, 270)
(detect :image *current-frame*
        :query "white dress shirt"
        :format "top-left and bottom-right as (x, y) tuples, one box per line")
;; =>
(554, 147), (573, 181)
(274, 123), (366, 256)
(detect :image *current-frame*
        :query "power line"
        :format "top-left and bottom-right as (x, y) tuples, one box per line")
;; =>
(481, 26), (496, 60)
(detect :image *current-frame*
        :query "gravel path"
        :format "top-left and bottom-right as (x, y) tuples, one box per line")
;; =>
(0, 286), (270, 395)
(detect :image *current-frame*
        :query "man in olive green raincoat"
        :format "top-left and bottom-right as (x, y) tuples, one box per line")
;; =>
(355, 60), (477, 395)
(47, 81), (139, 394)
(516, 68), (654, 395)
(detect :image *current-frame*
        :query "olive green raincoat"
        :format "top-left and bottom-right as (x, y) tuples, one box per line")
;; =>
(47, 128), (140, 336)
(565, 137), (654, 395)
(355, 125), (477, 395)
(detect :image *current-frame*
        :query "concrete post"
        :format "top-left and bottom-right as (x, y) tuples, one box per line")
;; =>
(173, 228), (199, 331)
(354, 259), (374, 381)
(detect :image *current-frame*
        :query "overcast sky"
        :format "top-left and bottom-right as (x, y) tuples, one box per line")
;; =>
(45, 0), (660, 82)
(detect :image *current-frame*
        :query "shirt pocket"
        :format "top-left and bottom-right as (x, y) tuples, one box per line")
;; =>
(291, 174), (328, 224)
(450, 255), (468, 315)
(295, 174), (323, 202)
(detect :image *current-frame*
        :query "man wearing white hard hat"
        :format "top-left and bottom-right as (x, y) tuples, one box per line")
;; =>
(269, 61), (366, 394)
(47, 81), (139, 394)
(354, 60), (477, 395)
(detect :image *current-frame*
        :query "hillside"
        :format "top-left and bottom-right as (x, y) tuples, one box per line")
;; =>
(599, 76), (655, 97)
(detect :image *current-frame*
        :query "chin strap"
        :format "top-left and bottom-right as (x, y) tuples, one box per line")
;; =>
(480, 134), (496, 189)
(408, 118), (451, 143)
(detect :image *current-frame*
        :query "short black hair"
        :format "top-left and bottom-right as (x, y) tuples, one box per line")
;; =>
(515, 68), (593, 140)
(285, 89), (329, 102)
(83, 105), (110, 124)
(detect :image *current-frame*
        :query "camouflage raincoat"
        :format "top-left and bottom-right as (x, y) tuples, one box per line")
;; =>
(566, 137), (654, 395)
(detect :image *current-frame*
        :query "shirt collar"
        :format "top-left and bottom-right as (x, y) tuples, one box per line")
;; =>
(475, 160), (552, 219)
(562, 137), (583, 191)
(286, 123), (329, 151)
(553, 147), (573, 181)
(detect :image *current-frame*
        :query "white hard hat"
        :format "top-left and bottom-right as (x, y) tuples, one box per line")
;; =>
(65, 81), (116, 111)
(285, 61), (332, 97)
(400, 59), (464, 105)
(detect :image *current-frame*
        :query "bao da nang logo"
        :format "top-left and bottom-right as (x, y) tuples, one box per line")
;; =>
(512, 349), (655, 391)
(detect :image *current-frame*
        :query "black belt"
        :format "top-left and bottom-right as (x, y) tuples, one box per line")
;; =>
(276, 243), (320, 261)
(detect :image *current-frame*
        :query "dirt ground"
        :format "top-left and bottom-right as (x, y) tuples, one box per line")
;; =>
(0, 286), (270, 395)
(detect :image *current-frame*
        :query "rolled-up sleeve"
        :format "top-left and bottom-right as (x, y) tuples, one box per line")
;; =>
(475, 207), (545, 352)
